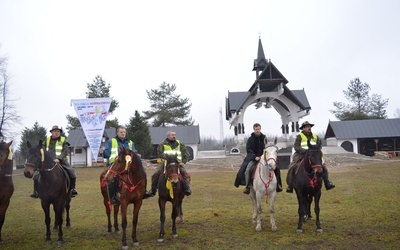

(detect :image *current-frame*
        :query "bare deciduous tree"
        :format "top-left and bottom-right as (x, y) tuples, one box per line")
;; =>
(0, 51), (20, 138)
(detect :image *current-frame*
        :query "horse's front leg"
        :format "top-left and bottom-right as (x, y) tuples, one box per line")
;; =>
(113, 204), (120, 233)
(131, 200), (143, 247)
(158, 200), (166, 243)
(268, 188), (278, 232)
(53, 201), (64, 244)
(314, 193), (323, 233)
(171, 201), (179, 238)
(295, 191), (306, 233)
(120, 203), (128, 249)
(249, 189), (257, 223)
(254, 190), (264, 232)
(41, 203), (52, 242)
(65, 198), (71, 228)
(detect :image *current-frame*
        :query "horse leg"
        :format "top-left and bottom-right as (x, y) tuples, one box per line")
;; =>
(315, 193), (323, 233)
(120, 203), (128, 249)
(249, 190), (258, 223)
(41, 203), (52, 242)
(255, 191), (263, 232)
(0, 209), (5, 244)
(296, 192), (305, 233)
(158, 200), (166, 243)
(176, 201), (184, 223)
(0, 201), (10, 244)
(306, 194), (314, 220)
(53, 201), (64, 244)
(65, 197), (71, 228)
(104, 198), (112, 233)
(171, 202), (178, 238)
(113, 204), (120, 233)
(131, 200), (143, 247)
(269, 189), (278, 231)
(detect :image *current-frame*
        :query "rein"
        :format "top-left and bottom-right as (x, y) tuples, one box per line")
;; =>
(107, 154), (142, 192)
(300, 151), (322, 188)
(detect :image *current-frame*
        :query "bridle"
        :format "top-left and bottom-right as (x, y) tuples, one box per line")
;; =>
(24, 148), (59, 172)
(106, 152), (143, 192)
(107, 153), (133, 178)
(263, 145), (278, 171)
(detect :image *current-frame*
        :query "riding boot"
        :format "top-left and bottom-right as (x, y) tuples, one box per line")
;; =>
(70, 177), (78, 197)
(322, 164), (335, 190)
(286, 166), (294, 193)
(30, 179), (39, 198)
(180, 167), (192, 196)
(145, 169), (161, 198)
(107, 181), (118, 205)
(274, 167), (283, 192)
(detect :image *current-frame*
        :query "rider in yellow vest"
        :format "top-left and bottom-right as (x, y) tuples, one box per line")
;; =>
(286, 121), (335, 193)
(30, 125), (78, 198)
(101, 126), (136, 205)
(145, 130), (191, 198)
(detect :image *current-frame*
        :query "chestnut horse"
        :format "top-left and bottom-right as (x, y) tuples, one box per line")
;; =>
(249, 137), (279, 232)
(23, 140), (71, 244)
(157, 153), (185, 243)
(105, 146), (146, 248)
(293, 140), (324, 233)
(0, 141), (14, 245)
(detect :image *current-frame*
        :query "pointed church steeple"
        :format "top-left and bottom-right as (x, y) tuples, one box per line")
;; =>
(253, 37), (268, 78)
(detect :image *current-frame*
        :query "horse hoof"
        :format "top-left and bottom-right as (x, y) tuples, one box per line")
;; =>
(157, 238), (164, 243)
(256, 226), (262, 232)
(132, 242), (139, 247)
(122, 245), (129, 250)
(316, 228), (323, 233)
(172, 233), (178, 238)
(57, 240), (63, 246)
(296, 229), (303, 233)
(271, 226), (278, 232)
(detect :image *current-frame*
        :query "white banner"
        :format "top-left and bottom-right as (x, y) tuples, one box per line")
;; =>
(71, 98), (112, 162)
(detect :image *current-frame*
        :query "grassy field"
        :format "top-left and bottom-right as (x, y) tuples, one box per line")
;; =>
(1, 160), (399, 250)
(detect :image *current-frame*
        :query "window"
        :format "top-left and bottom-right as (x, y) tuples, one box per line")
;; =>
(75, 148), (82, 154)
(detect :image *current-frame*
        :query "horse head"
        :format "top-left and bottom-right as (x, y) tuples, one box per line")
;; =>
(164, 153), (180, 183)
(0, 141), (13, 166)
(262, 137), (278, 171)
(305, 139), (323, 173)
(24, 140), (50, 178)
(106, 146), (135, 183)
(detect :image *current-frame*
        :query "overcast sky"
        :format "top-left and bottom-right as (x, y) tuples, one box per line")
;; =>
(1, 0), (399, 146)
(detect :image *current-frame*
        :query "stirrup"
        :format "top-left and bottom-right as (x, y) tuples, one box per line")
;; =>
(243, 187), (250, 194)
(30, 191), (39, 198)
(286, 187), (293, 193)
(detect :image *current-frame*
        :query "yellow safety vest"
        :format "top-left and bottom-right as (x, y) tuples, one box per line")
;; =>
(163, 140), (182, 162)
(299, 133), (318, 149)
(46, 136), (66, 158)
(110, 138), (133, 164)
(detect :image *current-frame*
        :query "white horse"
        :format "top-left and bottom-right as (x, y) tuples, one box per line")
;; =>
(249, 137), (278, 232)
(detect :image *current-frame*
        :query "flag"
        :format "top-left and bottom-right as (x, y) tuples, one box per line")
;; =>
(71, 98), (112, 162)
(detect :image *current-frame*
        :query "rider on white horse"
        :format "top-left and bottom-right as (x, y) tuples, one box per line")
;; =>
(234, 123), (283, 194)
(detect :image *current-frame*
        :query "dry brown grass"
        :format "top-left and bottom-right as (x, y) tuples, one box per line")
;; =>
(1, 159), (400, 249)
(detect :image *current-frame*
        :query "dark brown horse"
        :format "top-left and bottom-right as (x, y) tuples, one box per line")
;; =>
(0, 141), (14, 245)
(24, 140), (71, 244)
(105, 146), (146, 248)
(157, 153), (185, 243)
(293, 140), (324, 233)
(100, 169), (120, 233)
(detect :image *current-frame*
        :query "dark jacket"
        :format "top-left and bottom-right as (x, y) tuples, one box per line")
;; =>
(157, 138), (190, 164)
(234, 132), (266, 187)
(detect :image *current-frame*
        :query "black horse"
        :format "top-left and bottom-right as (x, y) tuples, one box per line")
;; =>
(293, 140), (324, 233)
(0, 141), (14, 245)
(24, 140), (71, 244)
(157, 153), (185, 243)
